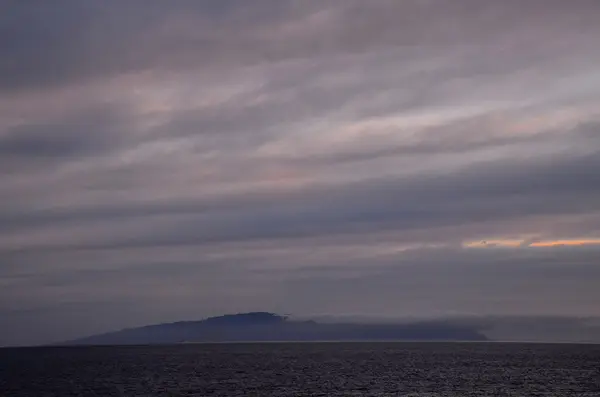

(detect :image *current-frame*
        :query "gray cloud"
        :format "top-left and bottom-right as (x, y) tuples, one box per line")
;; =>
(1, 0), (600, 346)
(0, 104), (130, 172)
(2, 244), (600, 345)
(3, 0), (599, 92)
(2, 140), (599, 251)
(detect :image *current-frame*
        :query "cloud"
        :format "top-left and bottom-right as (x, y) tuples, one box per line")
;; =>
(0, 104), (130, 172)
(3, 0), (599, 92)
(2, 137), (599, 252)
(1, 0), (600, 345)
(2, 244), (600, 345)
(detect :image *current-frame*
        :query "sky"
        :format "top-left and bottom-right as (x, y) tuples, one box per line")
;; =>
(1, 0), (600, 346)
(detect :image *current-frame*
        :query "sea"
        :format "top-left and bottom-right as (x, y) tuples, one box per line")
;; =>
(1, 342), (599, 396)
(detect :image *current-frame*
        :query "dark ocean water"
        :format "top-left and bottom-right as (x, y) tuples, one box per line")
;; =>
(1, 342), (600, 396)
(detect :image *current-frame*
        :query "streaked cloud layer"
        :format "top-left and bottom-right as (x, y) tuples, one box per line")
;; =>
(1, 0), (600, 345)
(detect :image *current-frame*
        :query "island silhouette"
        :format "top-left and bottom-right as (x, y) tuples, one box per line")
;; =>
(64, 312), (488, 345)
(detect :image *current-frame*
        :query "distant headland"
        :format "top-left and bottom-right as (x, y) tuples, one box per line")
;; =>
(63, 312), (488, 345)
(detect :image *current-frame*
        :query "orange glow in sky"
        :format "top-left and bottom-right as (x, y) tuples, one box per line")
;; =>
(464, 238), (600, 249)
(529, 239), (600, 247)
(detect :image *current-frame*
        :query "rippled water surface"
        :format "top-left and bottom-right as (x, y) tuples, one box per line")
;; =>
(2, 342), (600, 396)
